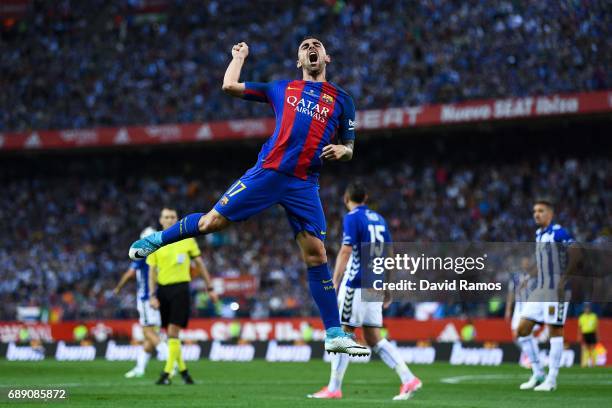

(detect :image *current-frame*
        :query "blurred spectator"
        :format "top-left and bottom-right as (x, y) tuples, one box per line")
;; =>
(73, 324), (88, 342)
(460, 319), (477, 342)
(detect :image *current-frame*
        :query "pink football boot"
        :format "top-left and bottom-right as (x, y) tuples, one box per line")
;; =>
(393, 377), (422, 400)
(307, 386), (343, 399)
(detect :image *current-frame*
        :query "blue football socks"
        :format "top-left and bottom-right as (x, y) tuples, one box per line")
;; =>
(307, 263), (341, 330)
(160, 212), (204, 244)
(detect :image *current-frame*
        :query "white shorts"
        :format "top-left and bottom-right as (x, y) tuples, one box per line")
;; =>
(511, 302), (524, 331)
(520, 302), (569, 326)
(137, 298), (161, 327)
(337, 284), (383, 328)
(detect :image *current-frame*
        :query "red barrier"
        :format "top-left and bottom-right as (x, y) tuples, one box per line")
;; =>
(0, 0), (30, 18)
(2, 318), (611, 343)
(1, 91), (609, 151)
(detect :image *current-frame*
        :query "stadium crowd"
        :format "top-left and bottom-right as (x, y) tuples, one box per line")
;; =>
(1, 0), (610, 132)
(0, 134), (610, 321)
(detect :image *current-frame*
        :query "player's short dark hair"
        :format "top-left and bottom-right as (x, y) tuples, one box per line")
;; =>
(299, 35), (324, 47)
(534, 197), (555, 210)
(160, 206), (178, 215)
(346, 182), (367, 203)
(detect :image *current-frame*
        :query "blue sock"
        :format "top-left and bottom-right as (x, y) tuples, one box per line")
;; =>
(161, 213), (204, 244)
(307, 263), (341, 330)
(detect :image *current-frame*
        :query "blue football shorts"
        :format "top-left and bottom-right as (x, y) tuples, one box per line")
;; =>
(213, 167), (327, 241)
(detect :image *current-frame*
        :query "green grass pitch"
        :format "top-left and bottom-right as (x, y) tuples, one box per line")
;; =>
(1, 360), (610, 407)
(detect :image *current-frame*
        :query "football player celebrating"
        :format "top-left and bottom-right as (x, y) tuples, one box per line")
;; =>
(130, 38), (366, 356)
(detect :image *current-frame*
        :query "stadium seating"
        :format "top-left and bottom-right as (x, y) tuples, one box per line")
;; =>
(1, 0), (609, 132)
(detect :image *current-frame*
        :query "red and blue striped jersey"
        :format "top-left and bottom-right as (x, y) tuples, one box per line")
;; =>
(243, 80), (356, 181)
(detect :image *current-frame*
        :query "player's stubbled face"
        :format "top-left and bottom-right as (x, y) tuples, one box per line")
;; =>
(533, 204), (552, 227)
(159, 209), (178, 230)
(297, 38), (328, 73)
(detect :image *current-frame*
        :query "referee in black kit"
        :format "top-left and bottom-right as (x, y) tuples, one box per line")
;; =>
(146, 207), (218, 385)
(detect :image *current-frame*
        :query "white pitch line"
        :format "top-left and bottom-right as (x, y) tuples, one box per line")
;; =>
(441, 374), (518, 384)
(440, 373), (612, 385)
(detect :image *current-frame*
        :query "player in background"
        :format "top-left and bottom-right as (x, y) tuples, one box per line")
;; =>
(578, 303), (598, 367)
(309, 183), (421, 400)
(129, 38), (367, 356)
(114, 227), (168, 378)
(517, 198), (581, 391)
(506, 261), (531, 339)
(147, 207), (217, 385)
(505, 257), (534, 367)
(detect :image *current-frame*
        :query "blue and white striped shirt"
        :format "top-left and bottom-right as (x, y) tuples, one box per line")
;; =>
(130, 259), (150, 301)
(509, 271), (532, 302)
(535, 222), (575, 290)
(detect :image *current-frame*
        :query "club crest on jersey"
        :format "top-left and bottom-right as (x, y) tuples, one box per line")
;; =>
(286, 95), (330, 123)
(322, 93), (334, 104)
(220, 196), (229, 206)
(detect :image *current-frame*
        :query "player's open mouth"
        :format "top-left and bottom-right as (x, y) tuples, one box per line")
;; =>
(309, 51), (319, 63)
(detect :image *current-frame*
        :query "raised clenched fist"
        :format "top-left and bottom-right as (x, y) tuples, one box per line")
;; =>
(232, 42), (249, 59)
